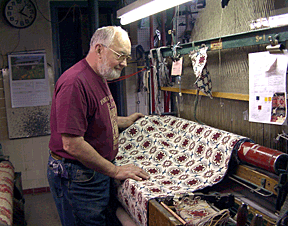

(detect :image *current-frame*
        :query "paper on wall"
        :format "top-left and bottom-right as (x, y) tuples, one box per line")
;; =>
(249, 50), (288, 125)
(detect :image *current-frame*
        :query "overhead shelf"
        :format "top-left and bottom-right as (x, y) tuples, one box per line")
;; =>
(152, 25), (288, 57)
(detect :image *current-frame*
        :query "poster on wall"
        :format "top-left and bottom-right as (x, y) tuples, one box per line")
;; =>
(8, 52), (51, 108)
(248, 50), (288, 125)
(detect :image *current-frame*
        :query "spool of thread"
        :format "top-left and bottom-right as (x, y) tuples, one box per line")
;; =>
(237, 142), (288, 175)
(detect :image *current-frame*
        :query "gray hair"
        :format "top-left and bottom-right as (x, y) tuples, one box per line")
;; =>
(89, 26), (129, 48)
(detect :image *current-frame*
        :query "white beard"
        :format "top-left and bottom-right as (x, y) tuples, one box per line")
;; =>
(99, 56), (122, 81)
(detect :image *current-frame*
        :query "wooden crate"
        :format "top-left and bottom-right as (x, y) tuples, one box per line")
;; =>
(148, 199), (184, 226)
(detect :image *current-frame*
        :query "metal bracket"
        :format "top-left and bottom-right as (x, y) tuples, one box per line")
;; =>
(266, 34), (285, 53)
(275, 173), (288, 211)
(229, 175), (274, 197)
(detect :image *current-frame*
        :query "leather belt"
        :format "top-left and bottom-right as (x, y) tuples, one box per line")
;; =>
(50, 151), (63, 160)
(50, 151), (78, 164)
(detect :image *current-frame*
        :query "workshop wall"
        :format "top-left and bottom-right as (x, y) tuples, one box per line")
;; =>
(0, 0), (149, 191)
(0, 0), (56, 191)
(0, 0), (287, 193)
(170, 0), (288, 152)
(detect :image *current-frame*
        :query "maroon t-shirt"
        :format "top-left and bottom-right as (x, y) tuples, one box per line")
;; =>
(49, 59), (119, 161)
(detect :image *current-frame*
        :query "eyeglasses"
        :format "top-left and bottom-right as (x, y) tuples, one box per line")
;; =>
(102, 44), (132, 62)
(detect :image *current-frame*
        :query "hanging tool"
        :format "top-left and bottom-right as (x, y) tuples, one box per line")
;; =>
(149, 49), (161, 114)
(153, 29), (161, 48)
(156, 47), (172, 87)
(171, 41), (182, 61)
(136, 45), (146, 93)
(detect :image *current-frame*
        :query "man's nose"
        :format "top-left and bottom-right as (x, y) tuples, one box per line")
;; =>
(120, 58), (128, 67)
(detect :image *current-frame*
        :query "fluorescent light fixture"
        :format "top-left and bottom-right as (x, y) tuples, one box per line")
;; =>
(250, 13), (288, 30)
(117, 0), (192, 25)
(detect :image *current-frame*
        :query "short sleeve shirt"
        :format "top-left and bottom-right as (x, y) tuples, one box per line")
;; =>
(49, 59), (119, 161)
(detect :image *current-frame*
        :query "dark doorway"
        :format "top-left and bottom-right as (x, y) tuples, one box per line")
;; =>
(58, 6), (90, 73)
(50, 1), (126, 115)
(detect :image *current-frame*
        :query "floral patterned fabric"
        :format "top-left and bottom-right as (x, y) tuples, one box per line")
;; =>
(189, 46), (213, 99)
(189, 46), (208, 78)
(114, 115), (246, 226)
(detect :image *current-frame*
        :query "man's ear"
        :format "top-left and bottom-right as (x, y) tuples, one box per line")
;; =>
(94, 44), (102, 54)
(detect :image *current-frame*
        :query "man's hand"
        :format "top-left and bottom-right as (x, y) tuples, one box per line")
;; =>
(118, 113), (144, 129)
(113, 164), (150, 181)
(126, 113), (144, 126)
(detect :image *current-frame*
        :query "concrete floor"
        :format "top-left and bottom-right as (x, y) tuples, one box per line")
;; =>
(23, 192), (136, 226)
(24, 192), (61, 226)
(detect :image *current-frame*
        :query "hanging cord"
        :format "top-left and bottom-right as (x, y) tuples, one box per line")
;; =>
(107, 67), (147, 83)
(218, 7), (224, 87)
(33, 0), (83, 24)
(1, 1), (81, 69)
(193, 89), (205, 125)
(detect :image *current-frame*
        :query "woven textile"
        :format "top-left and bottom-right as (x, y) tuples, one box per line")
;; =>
(114, 115), (246, 226)
(195, 68), (213, 99)
(0, 160), (14, 225)
(174, 195), (230, 226)
(189, 46), (213, 99)
(189, 46), (208, 78)
(271, 92), (286, 123)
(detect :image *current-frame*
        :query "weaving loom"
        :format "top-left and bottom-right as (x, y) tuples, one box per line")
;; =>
(114, 115), (288, 226)
(114, 115), (248, 226)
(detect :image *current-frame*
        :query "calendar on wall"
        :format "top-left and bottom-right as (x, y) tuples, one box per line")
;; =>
(8, 52), (51, 108)
(2, 50), (52, 139)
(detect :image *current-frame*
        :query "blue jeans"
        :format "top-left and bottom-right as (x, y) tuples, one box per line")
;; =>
(47, 153), (111, 226)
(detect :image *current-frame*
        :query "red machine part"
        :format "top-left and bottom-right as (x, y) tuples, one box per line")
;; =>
(238, 142), (288, 175)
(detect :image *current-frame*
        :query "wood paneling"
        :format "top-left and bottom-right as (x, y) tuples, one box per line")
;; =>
(175, 93), (286, 152)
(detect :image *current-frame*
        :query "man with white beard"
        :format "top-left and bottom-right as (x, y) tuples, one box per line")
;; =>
(47, 26), (150, 226)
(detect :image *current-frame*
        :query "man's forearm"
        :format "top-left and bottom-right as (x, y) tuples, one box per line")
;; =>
(61, 134), (150, 181)
(117, 116), (128, 129)
(117, 113), (144, 129)
(62, 135), (117, 178)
